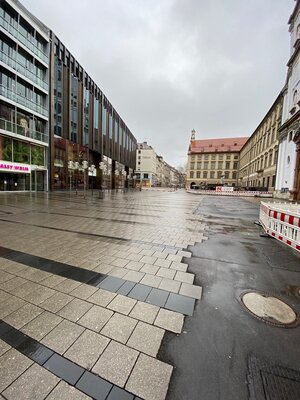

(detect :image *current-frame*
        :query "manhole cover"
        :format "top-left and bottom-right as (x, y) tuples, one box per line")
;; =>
(240, 291), (298, 327)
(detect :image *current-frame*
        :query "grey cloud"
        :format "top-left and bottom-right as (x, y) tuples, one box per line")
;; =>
(22, 0), (294, 167)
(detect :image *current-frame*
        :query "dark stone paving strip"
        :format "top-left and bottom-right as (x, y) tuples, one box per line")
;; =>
(0, 246), (195, 316)
(0, 218), (184, 250)
(0, 320), (136, 400)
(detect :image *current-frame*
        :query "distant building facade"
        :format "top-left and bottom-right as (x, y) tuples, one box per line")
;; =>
(135, 142), (157, 186)
(239, 93), (283, 191)
(187, 130), (248, 189)
(275, 0), (300, 200)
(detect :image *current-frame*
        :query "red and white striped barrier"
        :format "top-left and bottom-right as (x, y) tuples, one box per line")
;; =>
(186, 190), (272, 197)
(259, 202), (300, 252)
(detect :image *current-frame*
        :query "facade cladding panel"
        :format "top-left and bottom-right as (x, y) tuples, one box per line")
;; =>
(49, 32), (137, 191)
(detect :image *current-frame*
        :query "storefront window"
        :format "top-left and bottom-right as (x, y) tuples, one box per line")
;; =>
(13, 140), (29, 163)
(0, 136), (12, 161)
(31, 145), (44, 166)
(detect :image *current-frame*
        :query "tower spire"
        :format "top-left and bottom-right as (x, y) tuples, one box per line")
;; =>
(191, 129), (196, 141)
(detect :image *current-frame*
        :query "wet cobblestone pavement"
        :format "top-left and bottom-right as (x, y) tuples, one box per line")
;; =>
(0, 190), (205, 400)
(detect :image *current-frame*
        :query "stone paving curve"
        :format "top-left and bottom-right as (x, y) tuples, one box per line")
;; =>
(0, 189), (206, 400)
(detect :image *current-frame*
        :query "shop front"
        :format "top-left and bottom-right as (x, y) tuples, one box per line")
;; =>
(0, 161), (47, 191)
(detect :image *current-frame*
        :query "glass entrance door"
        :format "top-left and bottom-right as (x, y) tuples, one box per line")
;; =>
(31, 170), (45, 191)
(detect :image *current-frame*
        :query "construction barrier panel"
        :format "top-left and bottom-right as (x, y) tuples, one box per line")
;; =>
(259, 202), (300, 252)
(186, 190), (272, 197)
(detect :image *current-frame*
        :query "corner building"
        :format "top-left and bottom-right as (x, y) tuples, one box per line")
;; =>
(49, 33), (137, 191)
(0, 0), (49, 191)
(187, 130), (248, 189)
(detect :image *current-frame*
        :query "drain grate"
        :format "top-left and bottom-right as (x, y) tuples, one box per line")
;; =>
(239, 290), (298, 328)
(248, 355), (300, 400)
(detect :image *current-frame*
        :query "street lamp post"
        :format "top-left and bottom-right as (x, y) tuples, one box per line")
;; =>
(99, 161), (107, 198)
(82, 160), (88, 199)
(68, 161), (74, 195)
(90, 164), (95, 196)
(74, 161), (79, 195)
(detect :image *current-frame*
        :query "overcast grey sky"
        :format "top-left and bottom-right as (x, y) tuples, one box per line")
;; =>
(23, 0), (294, 167)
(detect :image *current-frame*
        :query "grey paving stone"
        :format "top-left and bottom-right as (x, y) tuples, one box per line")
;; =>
(0, 271), (14, 284)
(179, 283), (202, 299)
(92, 263), (114, 275)
(78, 305), (113, 332)
(165, 293), (195, 316)
(174, 271), (194, 284)
(92, 340), (138, 387)
(108, 267), (127, 278)
(125, 261), (144, 271)
(65, 330), (110, 370)
(156, 268), (176, 280)
(58, 298), (93, 322)
(128, 284), (152, 301)
(146, 288), (169, 307)
(99, 276), (125, 292)
(106, 385), (134, 400)
(125, 353), (173, 400)
(0, 289), (12, 303)
(154, 308), (184, 333)
(23, 285), (56, 305)
(76, 371), (112, 400)
(69, 284), (98, 300)
(140, 256), (157, 265)
(169, 262), (188, 272)
(44, 353), (84, 385)
(158, 278), (181, 293)
(39, 291), (73, 313)
(0, 348), (33, 392)
(3, 363), (59, 400)
(0, 276), (27, 292)
(40, 275), (67, 288)
(88, 288), (117, 307)
(107, 294), (137, 315)
(117, 281), (136, 296)
(140, 274), (162, 288)
(55, 279), (82, 294)
(45, 381), (91, 400)
(154, 258), (172, 268)
(4, 303), (43, 329)
(21, 311), (62, 340)
(0, 338), (10, 356)
(101, 313), (138, 343)
(110, 258), (130, 268)
(129, 301), (159, 324)
(41, 320), (85, 354)
(123, 270), (145, 283)
(140, 264), (159, 275)
(127, 321), (164, 357)
(152, 251), (167, 260)
(0, 296), (26, 319)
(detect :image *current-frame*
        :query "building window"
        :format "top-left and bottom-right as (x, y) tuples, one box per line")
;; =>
(232, 172), (237, 179)
(138, 161), (140, 165)
(218, 161), (223, 169)
(234, 155), (238, 160)
(190, 171), (194, 178)
(226, 154), (231, 160)
(211, 155), (216, 160)
(203, 171), (207, 178)
(204, 154), (209, 160)
(217, 171), (222, 179)
(272, 175), (276, 187)
(224, 171), (229, 179)
(218, 155), (223, 160)
(210, 171), (215, 179)
(210, 162), (215, 170)
(233, 161), (238, 169)
(288, 131), (293, 142)
(196, 171), (201, 178)
(190, 163), (195, 170)
(204, 162), (208, 169)
(225, 161), (230, 169)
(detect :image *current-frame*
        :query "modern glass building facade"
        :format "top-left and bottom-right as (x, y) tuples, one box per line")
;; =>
(49, 33), (137, 191)
(0, 0), (137, 191)
(0, 0), (49, 191)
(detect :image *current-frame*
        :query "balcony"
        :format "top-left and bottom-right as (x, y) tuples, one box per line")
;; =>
(0, 118), (48, 143)
(0, 84), (48, 117)
(0, 16), (48, 64)
(0, 50), (48, 91)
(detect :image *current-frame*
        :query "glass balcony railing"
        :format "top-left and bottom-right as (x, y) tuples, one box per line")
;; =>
(0, 16), (48, 63)
(0, 50), (48, 91)
(0, 84), (48, 117)
(0, 118), (48, 143)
